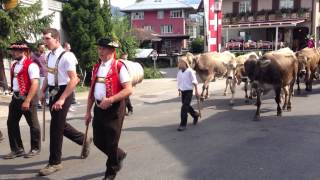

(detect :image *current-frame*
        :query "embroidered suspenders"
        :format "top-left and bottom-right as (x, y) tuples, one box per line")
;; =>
(47, 51), (67, 97)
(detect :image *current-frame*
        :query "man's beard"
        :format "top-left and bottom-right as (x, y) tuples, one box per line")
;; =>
(15, 55), (23, 61)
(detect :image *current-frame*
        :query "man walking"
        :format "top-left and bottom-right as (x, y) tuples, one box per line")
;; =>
(39, 28), (92, 176)
(85, 38), (133, 180)
(4, 42), (41, 159)
(176, 56), (200, 131)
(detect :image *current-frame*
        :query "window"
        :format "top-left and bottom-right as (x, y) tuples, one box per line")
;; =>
(186, 25), (196, 38)
(170, 10), (183, 18)
(161, 25), (173, 34)
(280, 0), (294, 9)
(144, 26), (152, 31)
(157, 11), (164, 19)
(239, 0), (251, 13)
(132, 11), (144, 20)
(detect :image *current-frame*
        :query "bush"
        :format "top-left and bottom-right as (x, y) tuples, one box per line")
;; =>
(144, 68), (163, 79)
(190, 37), (204, 53)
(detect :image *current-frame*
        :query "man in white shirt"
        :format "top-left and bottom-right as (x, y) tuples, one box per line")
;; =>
(85, 38), (133, 180)
(176, 56), (200, 131)
(39, 28), (92, 176)
(4, 42), (41, 159)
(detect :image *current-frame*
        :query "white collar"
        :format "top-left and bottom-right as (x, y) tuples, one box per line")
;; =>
(101, 58), (114, 66)
(51, 46), (64, 56)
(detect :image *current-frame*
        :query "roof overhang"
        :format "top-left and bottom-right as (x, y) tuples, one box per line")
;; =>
(223, 19), (306, 30)
(157, 34), (190, 39)
(121, 7), (194, 13)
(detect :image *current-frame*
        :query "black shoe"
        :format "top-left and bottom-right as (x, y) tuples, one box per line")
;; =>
(81, 137), (93, 159)
(193, 114), (199, 125)
(24, 149), (40, 158)
(3, 149), (25, 159)
(177, 126), (186, 131)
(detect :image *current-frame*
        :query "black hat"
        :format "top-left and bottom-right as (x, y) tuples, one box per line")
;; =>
(8, 42), (29, 50)
(96, 38), (119, 48)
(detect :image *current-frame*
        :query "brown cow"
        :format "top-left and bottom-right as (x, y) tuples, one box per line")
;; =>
(234, 52), (259, 103)
(191, 51), (235, 101)
(245, 48), (298, 121)
(296, 47), (320, 93)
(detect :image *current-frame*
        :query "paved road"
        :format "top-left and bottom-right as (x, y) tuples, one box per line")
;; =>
(1, 75), (320, 180)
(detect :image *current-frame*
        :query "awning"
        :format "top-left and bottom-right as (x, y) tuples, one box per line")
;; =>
(157, 34), (190, 39)
(223, 19), (306, 29)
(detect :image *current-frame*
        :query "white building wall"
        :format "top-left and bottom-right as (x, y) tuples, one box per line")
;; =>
(21, 0), (65, 42)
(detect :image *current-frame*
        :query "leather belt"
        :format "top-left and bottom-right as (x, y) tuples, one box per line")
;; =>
(96, 77), (105, 83)
(47, 67), (57, 74)
(13, 92), (26, 100)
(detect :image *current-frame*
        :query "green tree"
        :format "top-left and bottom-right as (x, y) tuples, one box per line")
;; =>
(62, 0), (114, 85)
(190, 37), (204, 53)
(112, 16), (138, 59)
(0, 1), (53, 91)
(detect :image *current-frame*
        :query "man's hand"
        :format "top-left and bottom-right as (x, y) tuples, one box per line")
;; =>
(178, 90), (181, 97)
(52, 98), (65, 111)
(98, 97), (113, 110)
(21, 100), (30, 111)
(84, 112), (92, 126)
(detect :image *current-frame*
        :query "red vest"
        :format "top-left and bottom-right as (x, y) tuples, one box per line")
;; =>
(89, 59), (123, 100)
(10, 57), (33, 95)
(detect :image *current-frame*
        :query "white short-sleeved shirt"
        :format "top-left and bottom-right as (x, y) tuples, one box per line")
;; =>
(177, 68), (198, 91)
(12, 57), (40, 92)
(94, 59), (131, 101)
(47, 46), (77, 86)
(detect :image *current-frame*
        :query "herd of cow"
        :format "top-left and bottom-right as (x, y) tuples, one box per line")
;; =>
(181, 47), (320, 121)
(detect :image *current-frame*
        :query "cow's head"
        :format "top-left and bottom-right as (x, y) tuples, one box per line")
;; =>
(244, 57), (258, 82)
(225, 58), (237, 81)
(296, 52), (307, 77)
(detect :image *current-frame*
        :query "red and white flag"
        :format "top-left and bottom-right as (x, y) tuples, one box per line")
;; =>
(204, 0), (222, 52)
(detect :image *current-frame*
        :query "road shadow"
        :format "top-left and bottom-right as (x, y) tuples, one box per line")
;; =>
(123, 100), (320, 180)
(0, 156), (79, 179)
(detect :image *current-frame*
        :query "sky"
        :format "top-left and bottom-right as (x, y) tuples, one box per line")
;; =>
(111, 0), (135, 8)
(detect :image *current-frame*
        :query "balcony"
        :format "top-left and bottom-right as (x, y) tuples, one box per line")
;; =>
(223, 8), (311, 25)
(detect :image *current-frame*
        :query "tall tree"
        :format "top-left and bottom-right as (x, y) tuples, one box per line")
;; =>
(0, 1), (53, 92)
(62, 0), (114, 85)
(112, 16), (138, 59)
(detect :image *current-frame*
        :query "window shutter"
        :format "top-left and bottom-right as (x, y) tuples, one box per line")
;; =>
(252, 0), (258, 12)
(294, 0), (301, 9)
(272, 0), (279, 10)
(233, 2), (239, 14)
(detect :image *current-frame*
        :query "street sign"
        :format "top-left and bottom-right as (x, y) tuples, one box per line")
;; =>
(151, 51), (158, 61)
(151, 50), (158, 70)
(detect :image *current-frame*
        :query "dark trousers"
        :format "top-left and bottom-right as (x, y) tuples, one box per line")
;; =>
(180, 90), (197, 127)
(7, 96), (40, 152)
(93, 100), (126, 176)
(48, 86), (84, 165)
(125, 97), (133, 112)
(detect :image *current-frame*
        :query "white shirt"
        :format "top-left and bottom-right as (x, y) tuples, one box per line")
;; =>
(177, 68), (198, 91)
(12, 57), (40, 92)
(94, 59), (131, 101)
(47, 46), (77, 86)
